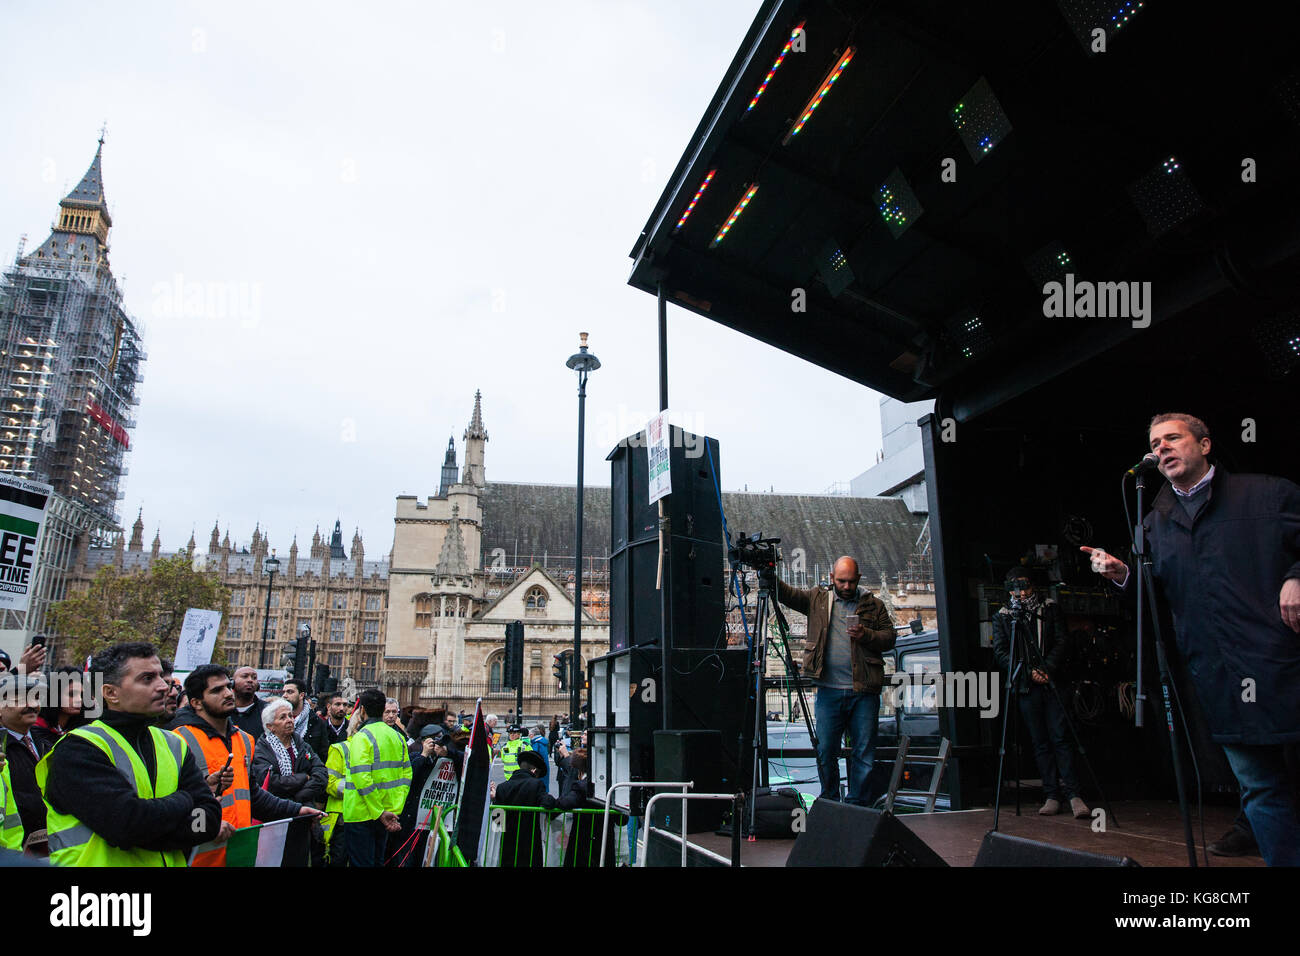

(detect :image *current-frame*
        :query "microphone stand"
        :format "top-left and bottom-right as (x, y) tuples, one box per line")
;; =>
(1132, 470), (1197, 866)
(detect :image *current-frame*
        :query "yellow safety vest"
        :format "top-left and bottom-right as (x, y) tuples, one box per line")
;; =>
(35, 721), (189, 867)
(0, 762), (22, 851)
(342, 720), (411, 823)
(500, 737), (533, 778)
(323, 740), (350, 845)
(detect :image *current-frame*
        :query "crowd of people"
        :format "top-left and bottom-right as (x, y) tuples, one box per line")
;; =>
(0, 641), (596, 867)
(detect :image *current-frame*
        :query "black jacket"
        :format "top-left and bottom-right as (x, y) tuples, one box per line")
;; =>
(250, 732), (327, 805)
(991, 598), (1069, 693)
(1141, 469), (1300, 744)
(323, 716), (349, 749)
(169, 710), (304, 822)
(2, 729), (50, 840)
(230, 700), (265, 740)
(42, 710), (223, 853)
(294, 709), (330, 762)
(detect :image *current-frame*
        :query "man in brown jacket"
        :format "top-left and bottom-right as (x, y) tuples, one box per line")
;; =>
(775, 556), (896, 805)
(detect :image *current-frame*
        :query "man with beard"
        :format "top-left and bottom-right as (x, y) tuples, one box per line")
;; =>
(229, 665), (265, 739)
(171, 664), (318, 866)
(1083, 412), (1300, 866)
(323, 693), (350, 747)
(283, 678), (329, 760)
(772, 556), (897, 805)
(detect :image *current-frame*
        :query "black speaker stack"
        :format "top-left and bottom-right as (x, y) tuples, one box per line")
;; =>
(607, 427), (724, 651)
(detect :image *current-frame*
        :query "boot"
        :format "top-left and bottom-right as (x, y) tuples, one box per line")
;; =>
(1038, 798), (1061, 815)
(1207, 826), (1259, 857)
(1070, 796), (1090, 819)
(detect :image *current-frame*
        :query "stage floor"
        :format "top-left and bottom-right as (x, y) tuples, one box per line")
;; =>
(685, 799), (1264, 867)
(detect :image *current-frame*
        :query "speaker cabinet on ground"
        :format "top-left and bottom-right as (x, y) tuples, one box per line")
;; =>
(974, 831), (1140, 867)
(785, 801), (948, 867)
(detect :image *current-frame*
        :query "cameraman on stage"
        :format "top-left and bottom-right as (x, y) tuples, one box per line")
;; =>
(768, 556), (896, 805)
(992, 568), (1089, 819)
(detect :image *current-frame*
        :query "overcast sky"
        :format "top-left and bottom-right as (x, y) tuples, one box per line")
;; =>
(0, 1), (888, 560)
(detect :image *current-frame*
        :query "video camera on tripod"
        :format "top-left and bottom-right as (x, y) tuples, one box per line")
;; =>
(728, 531), (781, 583)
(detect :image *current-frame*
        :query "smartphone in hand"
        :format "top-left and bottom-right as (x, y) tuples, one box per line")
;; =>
(847, 614), (860, 629)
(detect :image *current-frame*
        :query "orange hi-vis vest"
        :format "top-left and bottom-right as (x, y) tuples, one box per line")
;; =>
(171, 721), (255, 867)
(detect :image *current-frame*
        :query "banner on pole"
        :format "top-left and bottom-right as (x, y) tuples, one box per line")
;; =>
(646, 411), (671, 504)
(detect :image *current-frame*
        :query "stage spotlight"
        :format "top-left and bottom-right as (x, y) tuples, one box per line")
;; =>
(876, 168), (923, 239)
(710, 183), (759, 247)
(747, 20), (805, 113)
(1057, 0), (1147, 54)
(816, 239), (855, 297)
(1251, 309), (1300, 379)
(675, 169), (716, 232)
(951, 77), (1013, 164)
(1023, 241), (1074, 288)
(784, 47), (856, 144)
(1127, 154), (1204, 237)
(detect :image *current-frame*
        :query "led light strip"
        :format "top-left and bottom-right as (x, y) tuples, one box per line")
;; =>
(747, 21), (806, 112)
(711, 183), (759, 246)
(785, 47), (856, 143)
(674, 169), (716, 231)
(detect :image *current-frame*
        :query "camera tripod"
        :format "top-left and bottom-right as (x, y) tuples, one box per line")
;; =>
(992, 598), (1115, 830)
(731, 565), (820, 837)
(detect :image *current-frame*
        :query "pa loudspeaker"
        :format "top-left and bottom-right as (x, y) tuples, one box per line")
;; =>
(974, 831), (1140, 867)
(785, 802), (947, 867)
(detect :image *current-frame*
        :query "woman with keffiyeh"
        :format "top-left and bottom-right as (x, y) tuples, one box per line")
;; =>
(252, 697), (329, 865)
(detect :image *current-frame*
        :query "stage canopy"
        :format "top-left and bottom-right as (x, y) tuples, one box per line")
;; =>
(629, 0), (1300, 414)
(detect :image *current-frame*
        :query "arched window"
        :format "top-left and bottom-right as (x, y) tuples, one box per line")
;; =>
(487, 649), (505, 693)
(415, 593), (433, 629)
(525, 585), (549, 616)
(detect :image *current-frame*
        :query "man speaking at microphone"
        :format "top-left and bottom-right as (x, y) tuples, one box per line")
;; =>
(1082, 412), (1300, 866)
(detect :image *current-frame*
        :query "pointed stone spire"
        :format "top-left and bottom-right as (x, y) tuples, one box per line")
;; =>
(288, 537), (299, 577)
(113, 530), (125, 569)
(65, 137), (108, 210)
(128, 508), (144, 551)
(221, 530), (231, 553)
(352, 527), (364, 559)
(465, 390), (488, 440)
(151, 527), (161, 559)
(435, 504), (471, 580)
(329, 519), (346, 560)
(187, 529), (197, 554)
(462, 391), (488, 488)
(251, 523), (262, 554)
(209, 520), (220, 553)
(31, 137), (114, 264)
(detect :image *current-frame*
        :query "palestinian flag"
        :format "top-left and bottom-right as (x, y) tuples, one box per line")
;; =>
(188, 818), (296, 867)
(453, 699), (492, 864)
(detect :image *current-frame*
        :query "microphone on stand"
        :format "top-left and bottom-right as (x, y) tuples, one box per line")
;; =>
(1125, 453), (1161, 477)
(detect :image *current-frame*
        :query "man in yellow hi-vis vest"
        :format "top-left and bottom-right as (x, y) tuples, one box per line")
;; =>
(323, 738), (350, 866)
(37, 642), (225, 866)
(343, 689), (411, 867)
(499, 725), (533, 778)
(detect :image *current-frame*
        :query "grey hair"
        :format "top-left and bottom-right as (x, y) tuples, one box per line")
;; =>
(385, 697), (399, 707)
(261, 696), (293, 729)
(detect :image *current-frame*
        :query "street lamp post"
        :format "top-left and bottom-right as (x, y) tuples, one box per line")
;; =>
(566, 332), (600, 726)
(259, 550), (281, 669)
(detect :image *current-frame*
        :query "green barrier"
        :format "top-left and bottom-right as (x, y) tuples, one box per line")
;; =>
(480, 805), (630, 868)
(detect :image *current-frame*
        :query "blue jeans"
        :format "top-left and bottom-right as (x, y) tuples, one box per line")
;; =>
(814, 686), (880, 805)
(347, 818), (390, 868)
(1220, 743), (1300, 867)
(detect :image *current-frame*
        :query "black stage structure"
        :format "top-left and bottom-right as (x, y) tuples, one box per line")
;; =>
(628, 0), (1300, 812)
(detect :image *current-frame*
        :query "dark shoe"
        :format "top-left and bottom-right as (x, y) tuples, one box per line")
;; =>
(1207, 827), (1259, 857)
